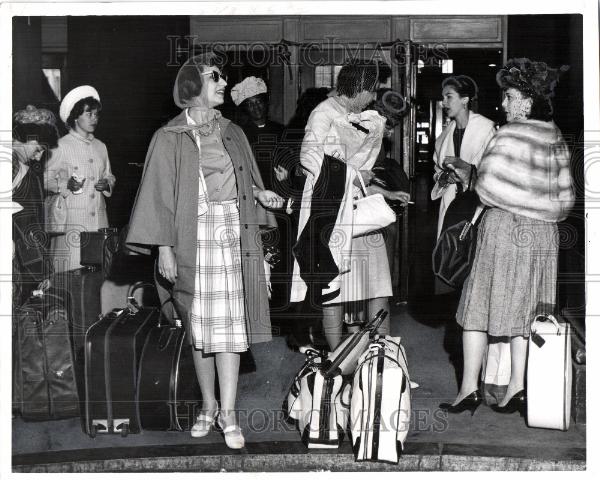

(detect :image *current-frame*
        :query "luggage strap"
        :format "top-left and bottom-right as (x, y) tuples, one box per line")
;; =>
(372, 349), (385, 460)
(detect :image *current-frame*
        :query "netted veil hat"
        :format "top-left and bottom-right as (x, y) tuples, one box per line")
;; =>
(173, 52), (226, 109)
(496, 58), (569, 102)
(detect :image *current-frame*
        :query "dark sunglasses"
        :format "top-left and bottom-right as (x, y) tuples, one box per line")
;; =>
(202, 70), (227, 83)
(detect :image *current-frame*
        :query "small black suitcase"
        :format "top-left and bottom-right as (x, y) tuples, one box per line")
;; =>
(137, 322), (202, 431)
(83, 286), (159, 437)
(13, 285), (80, 420)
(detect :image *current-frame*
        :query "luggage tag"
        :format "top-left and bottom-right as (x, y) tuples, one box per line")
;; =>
(531, 331), (545, 348)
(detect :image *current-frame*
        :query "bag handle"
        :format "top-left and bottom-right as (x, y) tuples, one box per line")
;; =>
(356, 169), (369, 197)
(531, 314), (563, 335)
(321, 309), (387, 378)
(458, 204), (486, 242)
(466, 165), (475, 191)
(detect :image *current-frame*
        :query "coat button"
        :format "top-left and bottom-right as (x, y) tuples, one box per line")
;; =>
(226, 137), (231, 141)
(244, 224), (248, 229)
(90, 212), (96, 217)
(242, 194), (247, 200)
(239, 166), (243, 171)
(245, 252), (250, 257)
(74, 166), (79, 170)
(89, 159), (94, 163)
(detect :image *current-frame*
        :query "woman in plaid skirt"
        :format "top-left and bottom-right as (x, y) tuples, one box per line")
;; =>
(127, 54), (283, 449)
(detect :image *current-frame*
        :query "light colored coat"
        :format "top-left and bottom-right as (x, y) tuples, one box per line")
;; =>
(45, 131), (116, 271)
(126, 111), (275, 345)
(290, 98), (386, 304)
(431, 112), (495, 238)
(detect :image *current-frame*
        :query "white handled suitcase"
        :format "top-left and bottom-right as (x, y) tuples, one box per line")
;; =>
(526, 314), (572, 430)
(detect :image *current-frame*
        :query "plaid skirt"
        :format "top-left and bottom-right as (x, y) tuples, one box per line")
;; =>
(456, 208), (558, 337)
(190, 200), (249, 353)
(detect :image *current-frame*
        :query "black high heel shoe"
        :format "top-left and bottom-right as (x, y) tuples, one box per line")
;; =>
(439, 390), (482, 416)
(491, 390), (526, 415)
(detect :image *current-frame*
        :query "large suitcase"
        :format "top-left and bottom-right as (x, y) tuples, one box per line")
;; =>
(527, 314), (572, 431)
(83, 288), (159, 437)
(51, 267), (104, 364)
(137, 320), (202, 431)
(350, 336), (411, 463)
(13, 285), (80, 420)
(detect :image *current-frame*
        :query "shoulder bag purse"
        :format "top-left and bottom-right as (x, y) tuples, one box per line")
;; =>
(432, 166), (486, 289)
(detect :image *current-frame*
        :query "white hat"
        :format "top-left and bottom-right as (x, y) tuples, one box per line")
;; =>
(230, 77), (267, 106)
(59, 85), (100, 123)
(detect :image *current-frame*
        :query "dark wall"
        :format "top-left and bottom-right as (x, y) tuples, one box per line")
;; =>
(13, 17), (58, 112)
(508, 14), (585, 324)
(66, 16), (190, 227)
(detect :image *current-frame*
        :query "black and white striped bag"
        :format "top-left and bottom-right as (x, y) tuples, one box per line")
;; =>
(285, 350), (351, 448)
(350, 336), (411, 463)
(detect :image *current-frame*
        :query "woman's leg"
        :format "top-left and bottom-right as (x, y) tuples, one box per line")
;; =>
(215, 352), (241, 426)
(322, 304), (344, 350)
(454, 330), (487, 405)
(191, 349), (219, 414)
(498, 335), (528, 407)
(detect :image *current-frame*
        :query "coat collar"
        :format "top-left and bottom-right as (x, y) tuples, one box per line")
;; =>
(163, 109), (231, 143)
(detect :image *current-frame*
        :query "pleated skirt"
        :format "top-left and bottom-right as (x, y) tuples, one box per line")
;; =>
(190, 200), (249, 353)
(456, 208), (558, 337)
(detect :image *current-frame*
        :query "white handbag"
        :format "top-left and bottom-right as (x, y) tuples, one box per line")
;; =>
(526, 314), (572, 431)
(352, 172), (396, 238)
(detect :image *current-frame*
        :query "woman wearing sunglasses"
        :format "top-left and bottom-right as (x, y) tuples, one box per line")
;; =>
(127, 54), (283, 449)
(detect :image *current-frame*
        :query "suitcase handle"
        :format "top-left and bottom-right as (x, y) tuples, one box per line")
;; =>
(158, 327), (177, 350)
(321, 310), (387, 378)
(532, 314), (563, 335)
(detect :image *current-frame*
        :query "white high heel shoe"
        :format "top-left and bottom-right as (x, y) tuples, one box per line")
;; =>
(216, 413), (245, 449)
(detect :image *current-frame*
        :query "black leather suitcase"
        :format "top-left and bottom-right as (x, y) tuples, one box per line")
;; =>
(137, 322), (202, 431)
(13, 286), (80, 420)
(83, 298), (159, 437)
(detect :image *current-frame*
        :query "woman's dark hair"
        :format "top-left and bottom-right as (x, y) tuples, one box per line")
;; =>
(66, 97), (102, 129)
(336, 59), (383, 98)
(496, 58), (569, 122)
(441, 75), (478, 110)
(13, 122), (59, 149)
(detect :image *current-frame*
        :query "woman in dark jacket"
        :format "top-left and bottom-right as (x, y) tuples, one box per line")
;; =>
(12, 105), (58, 304)
(127, 54), (283, 449)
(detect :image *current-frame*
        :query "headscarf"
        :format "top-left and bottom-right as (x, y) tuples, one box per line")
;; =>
(173, 52), (225, 109)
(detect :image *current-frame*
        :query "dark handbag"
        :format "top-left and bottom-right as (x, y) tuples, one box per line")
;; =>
(80, 228), (118, 271)
(432, 203), (485, 289)
(432, 165), (485, 289)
